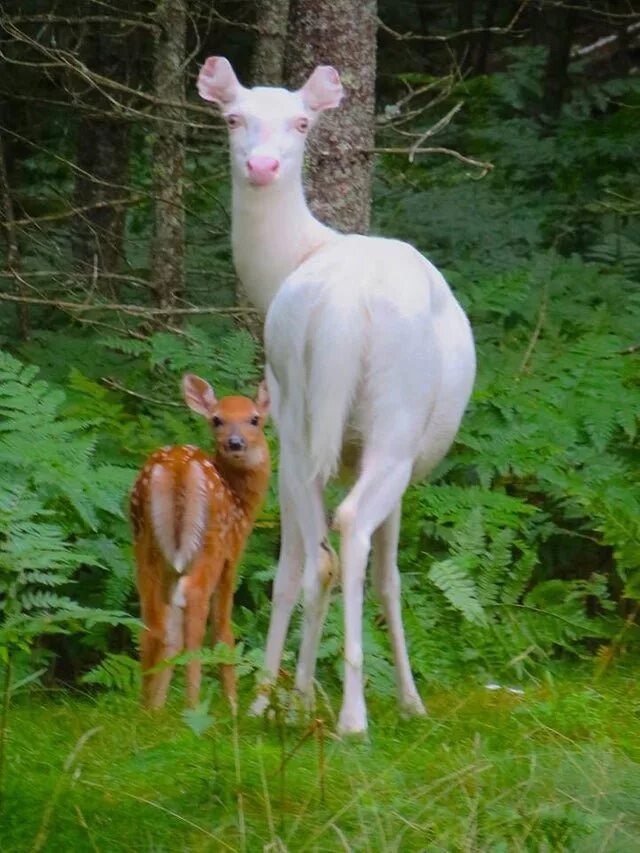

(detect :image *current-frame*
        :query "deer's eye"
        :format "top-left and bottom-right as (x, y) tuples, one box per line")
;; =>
(249, 415), (259, 426)
(295, 116), (309, 133)
(225, 114), (241, 129)
(212, 416), (223, 427)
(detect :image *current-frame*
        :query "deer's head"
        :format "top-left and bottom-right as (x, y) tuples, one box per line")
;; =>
(197, 57), (343, 189)
(182, 373), (270, 469)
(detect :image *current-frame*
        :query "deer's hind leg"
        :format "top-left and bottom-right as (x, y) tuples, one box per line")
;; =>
(183, 554), (225, 708)
(211, 558), (238, 711)
(136, 537), (182, 709)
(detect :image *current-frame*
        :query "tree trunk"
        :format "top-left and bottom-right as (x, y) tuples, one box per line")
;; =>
(455, 0), (476, 76)
(251, 0), (291, 85)
(0, 131), (29, 338)
(150, 0), (186, 310)
(541, 4), (575, 118)
(71, 3), (134, 297)
(285, 0), (377, 234)
(474, 0), (497, 76)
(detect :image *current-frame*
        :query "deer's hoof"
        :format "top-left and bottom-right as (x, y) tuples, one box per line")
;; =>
(248, 693), (270, 718)
(400, 695), (428, 718)
(337, 705), (368, 738)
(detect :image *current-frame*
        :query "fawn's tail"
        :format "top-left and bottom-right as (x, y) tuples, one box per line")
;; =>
(149, 460), (209, 573)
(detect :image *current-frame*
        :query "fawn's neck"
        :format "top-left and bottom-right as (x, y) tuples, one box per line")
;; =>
(231, 176), (335, 314)
(214, 447), (270, 524)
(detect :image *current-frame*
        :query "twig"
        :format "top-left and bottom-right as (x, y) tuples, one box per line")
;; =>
(518, 284), (548, 375)
(0, 292), (260, 317)
(409, 101), (464, 163)
(572, 20), (640, 58)
(0, 17), (219, 121)
(371, 146), (493, 175)
(377, 0), (529, 43)
(100, 377), (182, 407)
(9, 14), (158, 31)
(1, 195), (145, 229)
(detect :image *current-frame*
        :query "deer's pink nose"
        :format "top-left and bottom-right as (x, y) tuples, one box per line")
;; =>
(247, 156), (279, 185)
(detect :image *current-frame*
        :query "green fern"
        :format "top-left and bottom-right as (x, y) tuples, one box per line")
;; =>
(428, 558), (487, 626)
(81, 653), (140, 694)
(0, 356), (136, 664)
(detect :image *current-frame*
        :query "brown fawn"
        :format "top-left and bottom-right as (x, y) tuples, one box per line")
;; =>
(130, 373), (270, 710)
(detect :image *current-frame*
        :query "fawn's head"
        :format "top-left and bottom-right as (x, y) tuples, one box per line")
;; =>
(182, 373), (270, 469)
(197, 57), (343, 189)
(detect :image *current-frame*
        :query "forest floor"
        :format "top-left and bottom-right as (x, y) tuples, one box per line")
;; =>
(3, 663), (640, 852)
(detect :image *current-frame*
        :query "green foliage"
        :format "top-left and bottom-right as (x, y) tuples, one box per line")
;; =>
(81, 652), (140, 695)
(0, 353), (136, 666)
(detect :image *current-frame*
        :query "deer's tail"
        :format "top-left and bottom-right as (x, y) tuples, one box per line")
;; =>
(149, 460), (209, 573)
(266, 277), (365, 484)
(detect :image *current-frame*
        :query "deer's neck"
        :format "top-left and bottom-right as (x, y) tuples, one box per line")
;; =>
(215, 448), (270, 525)
(231, 178), (335, 315)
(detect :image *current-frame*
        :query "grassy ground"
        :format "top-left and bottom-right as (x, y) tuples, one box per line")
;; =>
(2, 664), (640, 852)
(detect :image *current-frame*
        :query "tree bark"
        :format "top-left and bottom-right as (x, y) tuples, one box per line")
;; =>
(150, 0), (186, 310)
(455, 0), (476, 75)
(0, 131), (29, 338)
(251, 0), (291, 85)
(541, 3), (575, 118)
(474, 0), (497, 76)
(71, 3), (134, 296)
(285, 0), (377, 234)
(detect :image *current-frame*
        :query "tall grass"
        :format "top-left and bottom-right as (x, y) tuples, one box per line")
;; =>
(3, 662), (640, 851)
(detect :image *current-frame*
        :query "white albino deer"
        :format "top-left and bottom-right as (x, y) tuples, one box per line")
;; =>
(197, 57), (476, 734)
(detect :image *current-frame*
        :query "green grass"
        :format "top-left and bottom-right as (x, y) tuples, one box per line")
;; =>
(3, 665), (640, 851)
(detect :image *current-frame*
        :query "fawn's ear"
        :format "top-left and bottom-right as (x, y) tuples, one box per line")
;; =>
(182, 373), (218, 417)
(197, 57), (243, 106)
(299, 66), (343, 112)
(256, 380), (270, 417)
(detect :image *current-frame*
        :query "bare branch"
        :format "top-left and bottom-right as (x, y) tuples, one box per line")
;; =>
(377, 0), (529, 44)
(408, 102), (464, 163)
(371, 146), (493, 175)
(0, 292), (260, 317)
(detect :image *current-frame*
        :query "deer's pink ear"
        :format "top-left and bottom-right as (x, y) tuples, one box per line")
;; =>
(299, 66), (343, 112)
(197, 57), (243, 106)
(183, 373), (218, 417)
(256, 380), (270, 417)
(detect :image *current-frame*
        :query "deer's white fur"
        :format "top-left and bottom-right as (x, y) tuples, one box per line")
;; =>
(198, 58), (476, 734)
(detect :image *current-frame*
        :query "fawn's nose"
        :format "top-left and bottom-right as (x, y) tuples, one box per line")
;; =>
(246, 156), (279, 186)
(227, 435), (246, 453)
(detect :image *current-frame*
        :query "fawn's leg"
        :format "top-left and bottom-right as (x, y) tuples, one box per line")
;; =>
(211, 560), (238, 711)
(136, 538), (180, 709)
(183, 591), (211, 708)
(183, 555), (225, 708)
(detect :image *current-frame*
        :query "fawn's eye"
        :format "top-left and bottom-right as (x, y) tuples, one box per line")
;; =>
(226, 114), (241, 129)
(249, 415), (259, 426)
(295, 116), (309, 133)
(212, 416), (223, 427)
